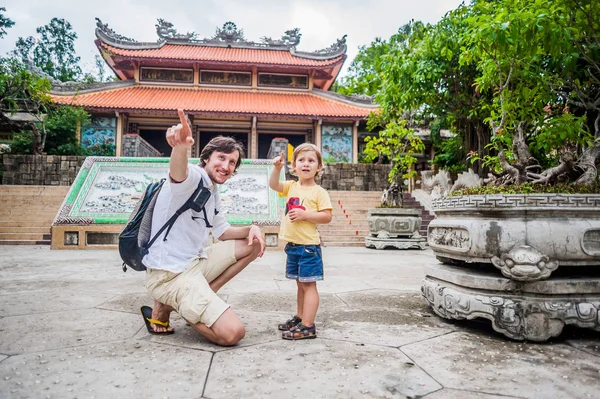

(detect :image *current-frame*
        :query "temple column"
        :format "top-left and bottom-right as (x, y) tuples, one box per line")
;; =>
(115, 111), (123, 156)
(251, 116), (258, 159)
(315, 119), (322, 149)
(352, 121), (359, 164)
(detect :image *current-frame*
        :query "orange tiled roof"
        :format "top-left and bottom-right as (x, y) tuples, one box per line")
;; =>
(99, 42), (345, 67)
(51, 85), (375, 118)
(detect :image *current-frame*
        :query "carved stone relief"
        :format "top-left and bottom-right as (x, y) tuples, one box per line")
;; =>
(428, 227), (470, 250)
(491, 245), (559, 281)
(421, 278), (600, 341)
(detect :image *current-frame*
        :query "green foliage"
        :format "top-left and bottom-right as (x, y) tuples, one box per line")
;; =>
(0, 7), (15, 39)
(335, 37), (392, 96)
(10, 105), (92, 155)
(14, 18), (82, 82)
(432, 135), (467, 173)
(363, 118), (425, 184)
(43, 105), (90, 155)
(9, 130), (34, 154)
(451, 183), (600, 196)
(0, 57), (52, 113)
(345, 0), (600, 185)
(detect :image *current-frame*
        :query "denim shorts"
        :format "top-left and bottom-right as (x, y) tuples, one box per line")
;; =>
(285, 243), (323, 282)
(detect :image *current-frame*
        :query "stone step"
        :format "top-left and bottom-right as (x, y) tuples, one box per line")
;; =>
(0, 226), (50, 233)
(321, 242), (364, 247)
(318, 229), (369, 237)
(0, 220), (53, 227)
(0, 214), (56, 222)
(1, 196), (67, 204)
(0, 239), (51, 245)
(0, 232), (51, 240)
(319, 224), (369, 230)
(2, 207), (62, 215)
(321, 235), (365, 243)
(0, 187), (70, 196)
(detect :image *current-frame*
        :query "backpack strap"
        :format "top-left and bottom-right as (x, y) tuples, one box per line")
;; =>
(143, 179), (208, 253)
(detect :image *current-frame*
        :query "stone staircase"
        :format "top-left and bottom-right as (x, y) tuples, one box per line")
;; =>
(319, 191), (382, 247)
(400, 192), (435, 238)
(0, 185), (69, 245)
(318, 190), (434, 247)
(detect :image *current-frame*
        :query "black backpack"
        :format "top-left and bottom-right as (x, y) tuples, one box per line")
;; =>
(119, 178), (211, 272)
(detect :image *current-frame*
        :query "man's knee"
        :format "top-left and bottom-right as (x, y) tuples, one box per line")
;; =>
(218, 323), (245, 346)
(235, 239), (262, 261)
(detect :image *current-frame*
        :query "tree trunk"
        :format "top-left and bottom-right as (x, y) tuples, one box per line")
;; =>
(575, 144), (600, 185)
(30, 122), (43, 155)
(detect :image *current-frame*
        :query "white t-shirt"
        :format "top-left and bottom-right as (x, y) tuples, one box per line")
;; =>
(142, 164), (230, 273)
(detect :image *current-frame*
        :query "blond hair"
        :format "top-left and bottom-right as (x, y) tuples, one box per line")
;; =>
(291, 143), (324, 178)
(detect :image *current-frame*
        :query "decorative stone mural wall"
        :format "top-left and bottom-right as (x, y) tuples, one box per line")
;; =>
(322, 125), (353, 163)
(2, 154), (392, 191)
(1, 155), (86, 185)
(81, 117), (116, 153)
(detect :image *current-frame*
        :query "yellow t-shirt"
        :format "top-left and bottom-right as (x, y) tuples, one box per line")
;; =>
(278, 181), (333, 245)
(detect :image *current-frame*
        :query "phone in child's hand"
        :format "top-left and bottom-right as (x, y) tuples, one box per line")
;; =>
(286, 197), (305, 214)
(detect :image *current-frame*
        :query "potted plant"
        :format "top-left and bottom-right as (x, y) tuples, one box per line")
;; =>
(356, 0), (600, 340)
(362, 116), (427, 250)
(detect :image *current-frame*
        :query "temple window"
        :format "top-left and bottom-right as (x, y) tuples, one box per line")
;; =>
(199, 70), (252, 86)
(258, 73), (308, 89)
(140, 67), (194, 83)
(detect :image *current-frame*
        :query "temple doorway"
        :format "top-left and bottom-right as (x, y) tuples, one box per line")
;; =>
(198, 131), (249, 157)
(139, 128), (171, 156)
(258, 132), (307, 159)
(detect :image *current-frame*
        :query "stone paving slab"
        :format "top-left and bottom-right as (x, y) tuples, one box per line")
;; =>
(205, 340), (442, 398)
(0, 245), (599, 398)
(0, 340), (212, 399)
(136, 310), (284, 353)
(0, 308), (142, 355)
(226, 291), (348, 313)
(425, 388), (518, 398)
(565, 337), (600, 358)
(0, 289), (116, 317)
(401, 331), (600, 399)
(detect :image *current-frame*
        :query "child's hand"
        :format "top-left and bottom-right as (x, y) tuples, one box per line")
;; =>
(273, 152), (285, 169)
(288, 208), (307, 222)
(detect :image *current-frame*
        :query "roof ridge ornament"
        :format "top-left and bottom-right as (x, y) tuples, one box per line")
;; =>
(95, 18), (136, 43)
(210, 22), (246, 43)
(260, 28), (301, 49)
(315, 35), (347, 54)
(95, 19), (345, 59)
(156, 19), (196, 42)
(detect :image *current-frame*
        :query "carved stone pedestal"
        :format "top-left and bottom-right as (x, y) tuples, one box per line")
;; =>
(422, 263), (600, 341)
(365, 236), (425, 250)
(365, 207), (425, 250)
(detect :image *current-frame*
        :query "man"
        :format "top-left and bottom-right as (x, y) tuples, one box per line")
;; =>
(141, 109), (265, 346)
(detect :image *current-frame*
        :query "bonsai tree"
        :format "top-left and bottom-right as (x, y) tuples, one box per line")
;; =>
(462, 0), (599, 188)
(362, 113), (425, 206)
(351, 0), (599, 191)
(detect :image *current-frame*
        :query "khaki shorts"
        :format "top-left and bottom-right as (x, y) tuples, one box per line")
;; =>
(145, 240), (237, 327)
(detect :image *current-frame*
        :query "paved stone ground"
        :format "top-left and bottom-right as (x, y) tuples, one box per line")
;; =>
(0, 245), (598, 398)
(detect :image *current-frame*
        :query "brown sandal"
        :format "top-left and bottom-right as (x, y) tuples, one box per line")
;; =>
(282, 323), (316, 340)
(278, 315), (302, 331)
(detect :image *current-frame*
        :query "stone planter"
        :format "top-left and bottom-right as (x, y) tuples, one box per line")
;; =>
(422, 194), (600, 341)
(365, 207), (425, 250)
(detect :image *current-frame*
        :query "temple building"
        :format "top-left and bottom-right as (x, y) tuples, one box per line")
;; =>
(51, 19), (378, 161)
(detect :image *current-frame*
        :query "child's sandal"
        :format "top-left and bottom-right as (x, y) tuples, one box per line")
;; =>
(282, 323), (317, 340)
(278, 315), (302, 331)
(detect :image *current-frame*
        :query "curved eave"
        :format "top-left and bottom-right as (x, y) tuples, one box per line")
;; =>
(97, 40), (346, 68)
(50, 85), (377, 120)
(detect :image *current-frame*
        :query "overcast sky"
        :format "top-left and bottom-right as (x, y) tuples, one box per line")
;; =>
(0, 0), (464, 78)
